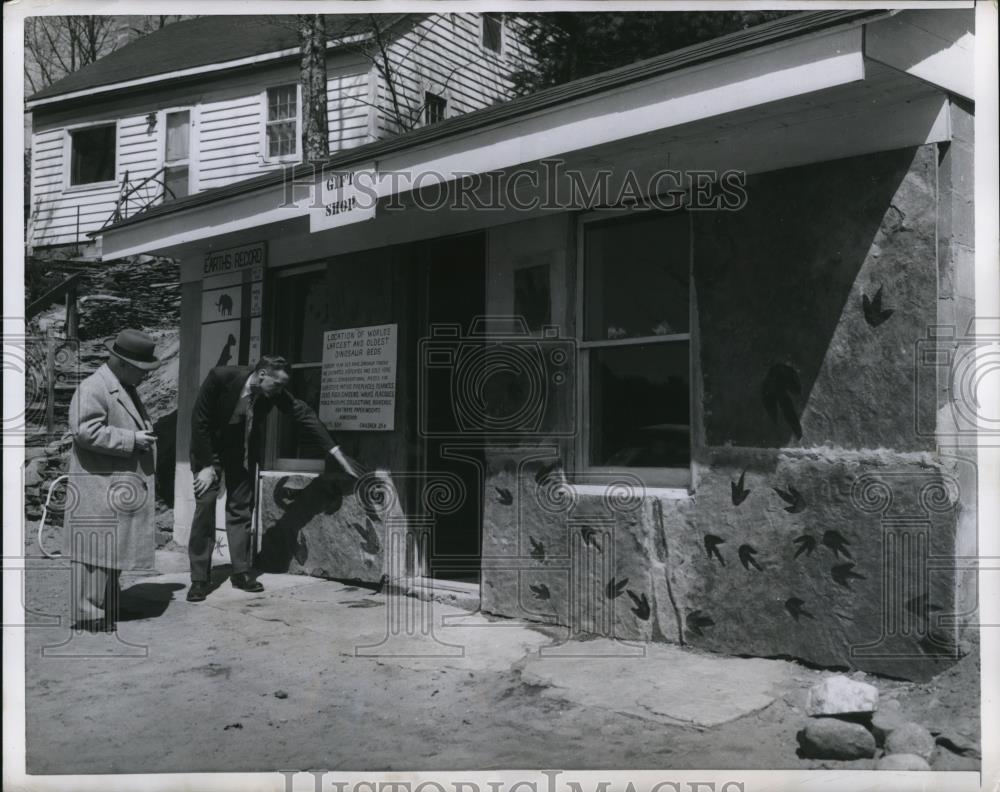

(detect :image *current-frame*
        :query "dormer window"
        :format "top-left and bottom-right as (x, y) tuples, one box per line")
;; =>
(482, 13), (503, 54)
(265, 84), (300, 160)
(69, 124), (116, 186)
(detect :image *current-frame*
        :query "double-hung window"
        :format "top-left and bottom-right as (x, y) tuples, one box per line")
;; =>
(481, 13), (503, 54)
(424, 92), (447, 125)
(162, 109), (191, 201)
(579, 211), (691, 487)
(265, 84), (300, 161)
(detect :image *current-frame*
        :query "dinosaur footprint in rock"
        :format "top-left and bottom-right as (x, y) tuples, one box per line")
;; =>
(704, 534), (726, 566)
(494, 486), (513, 505)
(738, 544), (762, 571)
(351, 518), (381, 555)
(785, 597), (816, 622)
(831, 562), (866, 589)
(792, 534), (817, 559)
(529, 583), (550, 600)
(605, 577), (629, 600)
(731, 470), (751, 506)
(529, 536), (546, 561)
(773, 485), (807, 513)
(862, 285), (894, 327)
(580, 526), (603, 552)
(686, 610), (715, 637)
(626, 590), (650, 620)
(821, 530), (852, 560)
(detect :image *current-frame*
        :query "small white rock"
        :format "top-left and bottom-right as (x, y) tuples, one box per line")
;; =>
(876, 753), (931, 771)
(807, 675), (879, 717)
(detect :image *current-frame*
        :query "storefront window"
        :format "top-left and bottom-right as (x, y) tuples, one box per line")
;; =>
(581, 211), (690, 479)
(273, 268), (327, 461)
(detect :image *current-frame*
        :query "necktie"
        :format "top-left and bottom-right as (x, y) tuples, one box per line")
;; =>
(243, 393), (256, 471)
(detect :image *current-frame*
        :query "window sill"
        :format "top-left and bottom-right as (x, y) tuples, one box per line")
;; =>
(63, 180), (118, 193)
(569, 483), (691, 500)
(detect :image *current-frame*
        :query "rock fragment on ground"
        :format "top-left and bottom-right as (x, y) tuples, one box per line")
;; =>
(806, 675), (878, 716)
(876, 753), (931, 771)
(870, 699), (908, 745)
(885, 722), (936, 760)
(797, 718), (877, 760)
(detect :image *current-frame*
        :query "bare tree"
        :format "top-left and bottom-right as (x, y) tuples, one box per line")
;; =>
(24, 16), (120, 94)
(299, 15), (330, 162)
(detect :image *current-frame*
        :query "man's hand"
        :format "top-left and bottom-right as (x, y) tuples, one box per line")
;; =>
(193, 467), (217, 498)
(329, 446), (363, 479)
(135, 430), (157, 452)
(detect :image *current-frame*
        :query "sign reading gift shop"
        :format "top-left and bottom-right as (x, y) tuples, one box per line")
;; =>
(309, 163), (378, 234)
(319, 324), (398, 431)
(199, 242), (265, 382)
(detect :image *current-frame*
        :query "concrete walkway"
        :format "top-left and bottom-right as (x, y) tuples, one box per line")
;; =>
(23, 549), (821, 773)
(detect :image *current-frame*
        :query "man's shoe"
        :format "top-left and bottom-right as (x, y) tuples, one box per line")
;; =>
(186, 581), (210, 602)
(231, 572), (264, 593)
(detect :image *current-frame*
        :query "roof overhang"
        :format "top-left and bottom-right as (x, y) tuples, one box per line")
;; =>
(97, 10), (969, 264)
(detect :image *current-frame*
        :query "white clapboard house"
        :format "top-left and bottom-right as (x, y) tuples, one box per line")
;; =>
(26, 13), (530, 252)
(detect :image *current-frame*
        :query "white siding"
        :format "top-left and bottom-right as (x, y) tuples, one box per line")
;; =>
(375, 13), (533, 136)
(327, 67), (373, 151)
(30, 115), (160, 248)
(195, 94), (266, 191)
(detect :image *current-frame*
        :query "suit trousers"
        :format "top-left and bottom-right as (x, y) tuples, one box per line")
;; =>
(189, 458), (255, 582)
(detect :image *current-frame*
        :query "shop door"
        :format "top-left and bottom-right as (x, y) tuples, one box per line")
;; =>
(420, 233), (486, 582)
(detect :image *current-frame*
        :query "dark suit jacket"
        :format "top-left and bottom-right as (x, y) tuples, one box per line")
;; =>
(190, 366), (336, 474)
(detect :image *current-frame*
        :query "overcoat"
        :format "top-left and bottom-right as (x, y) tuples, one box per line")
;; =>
(64, 363), (156, 570)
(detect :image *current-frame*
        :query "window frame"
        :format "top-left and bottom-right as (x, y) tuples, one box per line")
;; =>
(480, 12), (505, 56)
(63, 119), (119, 191)
(574, 208), (694, 490)
(260, 82), (303, 164)
(423, 91), (448, 126)
(159, 105), (195, 202)
(267, 262), (328, 472)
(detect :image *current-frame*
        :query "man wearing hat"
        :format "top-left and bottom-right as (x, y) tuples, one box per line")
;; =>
(66, 328), (160, 631)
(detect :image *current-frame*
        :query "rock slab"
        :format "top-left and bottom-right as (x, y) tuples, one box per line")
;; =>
(806, 675), (879, 716)
(876, 753), (931, 771)
(797, 719), (877, 760)
(885, 722), (936, 760)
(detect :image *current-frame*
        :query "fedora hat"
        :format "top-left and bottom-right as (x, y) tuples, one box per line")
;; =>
(105, 329), (162, 370)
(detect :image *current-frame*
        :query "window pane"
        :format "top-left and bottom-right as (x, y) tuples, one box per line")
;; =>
(277, 367), (327, 459)
(267, 121), (296, 158)
(589, 341), (689, 467)
(584, 212), (689, 340)
(163, 165), (188, 201)
(268, 85), (297, 121)
(482, 13), (502, 52)
(165, 111), (190, 162)
(70, 125), (116, 185)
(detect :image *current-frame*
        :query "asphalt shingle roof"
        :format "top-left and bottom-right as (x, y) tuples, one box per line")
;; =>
(28, 14), (389, 103)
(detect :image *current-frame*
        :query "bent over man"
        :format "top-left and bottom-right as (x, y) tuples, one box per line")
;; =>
(186, 354), (359, 602)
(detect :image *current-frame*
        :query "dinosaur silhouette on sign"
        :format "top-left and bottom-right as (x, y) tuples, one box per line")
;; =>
(494, 486), (513, 505)
(529, 583), (550, 600)
(605, 577), (629, 600)
(785, 597), (816, 622)
(214, 293), (234, 317)
(704, 534), (726, 566)
(686, 610), (715, 637)
(731, 470), (751, 506)
(862, 285), (894, 327)
(773, 485), (807, 513)
(761, 363), (803, 439)
(529, 536), (546, 561)
(821, 530), (852, 560)
(738, 544), (762, 571)
(215, 333), (237, 367)
(792, 534), (817, 559)
(626, 590), (650, 620)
